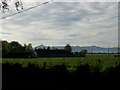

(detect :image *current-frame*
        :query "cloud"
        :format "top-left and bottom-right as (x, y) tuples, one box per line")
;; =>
(0, 32), (12, 35)
(1, 2), (118, 47)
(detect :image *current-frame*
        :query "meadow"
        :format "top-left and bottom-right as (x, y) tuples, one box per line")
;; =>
(2, 54), (120, 72)
(2, 54), (120, 89)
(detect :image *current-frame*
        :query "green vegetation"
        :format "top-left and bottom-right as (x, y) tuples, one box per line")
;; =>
(2, 54), (120, 72)
(64, 44), (72, 52)
(74, 49), (87, 57)
(2, 40), (35, 58)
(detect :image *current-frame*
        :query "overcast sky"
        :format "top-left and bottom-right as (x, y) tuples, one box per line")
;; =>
(0, 1), (118, 47)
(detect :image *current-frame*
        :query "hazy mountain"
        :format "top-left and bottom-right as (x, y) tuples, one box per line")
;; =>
(34, 45), (46, 49)
(34, 45), (118, 53)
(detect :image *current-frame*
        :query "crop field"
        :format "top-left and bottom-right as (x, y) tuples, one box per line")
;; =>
(2, 54), (120, 71)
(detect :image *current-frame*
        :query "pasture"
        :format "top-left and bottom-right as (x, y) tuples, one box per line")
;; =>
(2, 54), (120, 71)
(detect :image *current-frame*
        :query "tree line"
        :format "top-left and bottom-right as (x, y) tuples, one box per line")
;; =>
(1, 40), (87, 58)
(2, 40), (36, 58)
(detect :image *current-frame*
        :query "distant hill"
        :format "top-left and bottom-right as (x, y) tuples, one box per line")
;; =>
(34, 45), (118, 53)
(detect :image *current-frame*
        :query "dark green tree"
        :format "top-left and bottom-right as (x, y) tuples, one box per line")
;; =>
(2, 41), (9, 57)
(23, 44), (27, 51)
(9, 41), (22, 52)
(27, 43), (33, 51)
(47, 46), (50, 50)
(79, 49), (87, 57)
(2, 40), (35, 58)
(64, 44), (72, 52)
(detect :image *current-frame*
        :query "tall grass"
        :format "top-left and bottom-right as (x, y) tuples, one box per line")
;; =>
(2, 54), (120, 71)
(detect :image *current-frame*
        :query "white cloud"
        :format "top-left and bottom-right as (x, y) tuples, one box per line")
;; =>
(1, 2), (118, 47)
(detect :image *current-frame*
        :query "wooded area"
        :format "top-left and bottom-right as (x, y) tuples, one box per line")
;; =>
(1, 40), (87, 58)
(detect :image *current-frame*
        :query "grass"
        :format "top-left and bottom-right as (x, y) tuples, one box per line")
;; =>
(2, 54), (120, 71)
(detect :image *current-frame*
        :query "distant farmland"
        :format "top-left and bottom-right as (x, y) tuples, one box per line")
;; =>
(2, 54), (120, 71)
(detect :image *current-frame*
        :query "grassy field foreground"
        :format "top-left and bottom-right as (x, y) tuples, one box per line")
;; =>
(2, 54), (120, 71)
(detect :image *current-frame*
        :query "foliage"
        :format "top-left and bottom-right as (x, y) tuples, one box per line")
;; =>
(73, 49), (87, 57)
(35, 48), (73, 57)
(2, 40), (35, 58)
(64, 44), (72, 52)
(79, 49), (87, 57)
(0, 0), (23, 13)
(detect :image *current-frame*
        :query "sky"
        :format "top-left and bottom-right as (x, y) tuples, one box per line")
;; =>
(0, 0), (118, 47)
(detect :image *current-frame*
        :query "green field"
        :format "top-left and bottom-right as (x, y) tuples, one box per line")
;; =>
(2, 54), (120, 71)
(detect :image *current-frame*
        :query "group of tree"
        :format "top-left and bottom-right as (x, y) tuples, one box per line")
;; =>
(74, 50), (87, 57)
(35, 44), (73, 57)
(2, 40), (37, 58)
(35, 48), (73, 57)
(64, 44), (87, 57)
(1, 40), (87, 58)
(35, 44), (87, 57)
